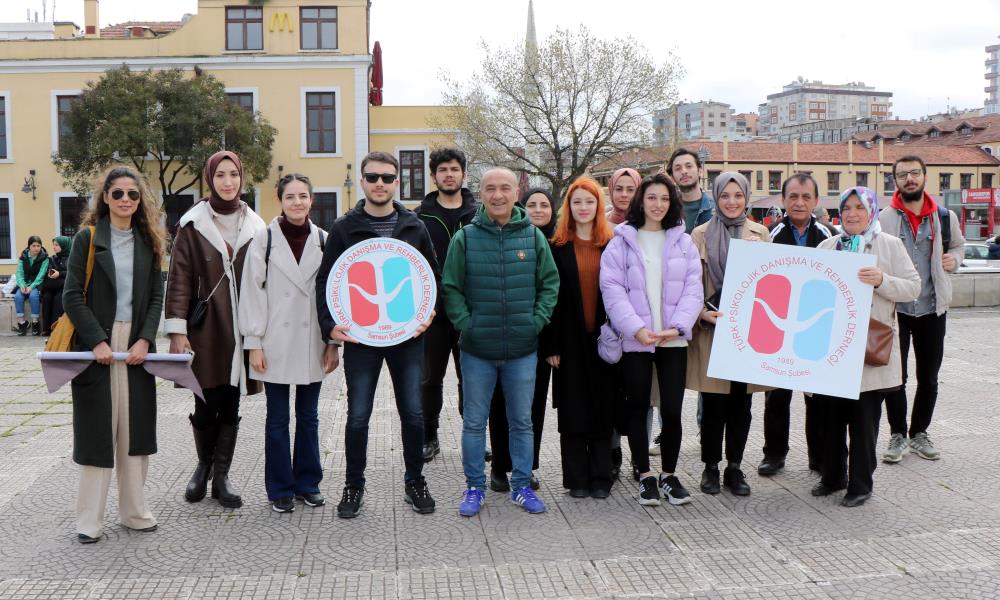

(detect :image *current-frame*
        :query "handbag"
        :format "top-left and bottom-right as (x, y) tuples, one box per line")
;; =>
(864, 317), (893, 367)
(597, 319), (624, 364)
(187, 272), (227, 330)
(44, 227), (96, 352)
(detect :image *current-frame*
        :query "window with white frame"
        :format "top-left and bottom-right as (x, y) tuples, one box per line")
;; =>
(0, 94), (9, 160)
(300, 87), (341, 157)
(51, 90), (81, 153)
(399, 150), (426, 201)
(57, 194), (89, 237)
(0, 194), (12, 261)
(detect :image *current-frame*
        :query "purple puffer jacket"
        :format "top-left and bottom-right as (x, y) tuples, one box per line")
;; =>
(600, 221), (704, 353)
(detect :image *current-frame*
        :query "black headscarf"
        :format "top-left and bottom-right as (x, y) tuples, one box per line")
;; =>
(518, 187), (556, 238)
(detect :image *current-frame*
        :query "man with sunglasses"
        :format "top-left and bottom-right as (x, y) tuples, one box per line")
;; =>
(878, 155), (963, 464)
(315, 151), (440, 518)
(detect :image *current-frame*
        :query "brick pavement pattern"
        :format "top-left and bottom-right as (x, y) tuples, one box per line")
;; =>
(0, 308), (998, 599)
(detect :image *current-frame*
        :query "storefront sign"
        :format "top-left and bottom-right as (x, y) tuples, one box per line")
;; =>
(707, 240), (875, 399)
(326, 238), (436, 347)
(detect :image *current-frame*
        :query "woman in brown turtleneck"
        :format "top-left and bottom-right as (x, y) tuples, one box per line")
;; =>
(164, 150), (266, 509)
(238, 174), (339, 513)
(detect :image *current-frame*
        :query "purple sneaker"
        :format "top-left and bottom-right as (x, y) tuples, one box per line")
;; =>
(459, 488), (485, 517)
(511, 486), (546, 514)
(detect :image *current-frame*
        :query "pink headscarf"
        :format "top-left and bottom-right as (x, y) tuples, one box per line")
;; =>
(607, 167), (641, 224)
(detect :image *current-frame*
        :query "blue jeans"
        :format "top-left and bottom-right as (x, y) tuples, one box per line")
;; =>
(342, 339), (424, 487)
(14, 287), (40, 319)
(263, 381), (323, 501)
(460, 351), (536, 490)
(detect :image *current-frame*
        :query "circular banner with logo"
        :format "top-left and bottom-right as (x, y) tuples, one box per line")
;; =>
(326, 237), (437, 347)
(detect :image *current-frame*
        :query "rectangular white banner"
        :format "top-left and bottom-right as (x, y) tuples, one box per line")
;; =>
(707, 240), (876, 399)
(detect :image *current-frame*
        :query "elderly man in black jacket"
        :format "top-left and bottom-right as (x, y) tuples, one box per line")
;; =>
(758, 173), (833, 477)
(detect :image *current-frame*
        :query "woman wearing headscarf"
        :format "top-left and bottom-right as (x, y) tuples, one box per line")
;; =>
(606, 168), (641, 226)
(40, 235), (72, 336)
(688, 172), (772, 497)
(814, 187), (919, 507)
(488, 187), (555, 492)
(164, 150), (267, 509)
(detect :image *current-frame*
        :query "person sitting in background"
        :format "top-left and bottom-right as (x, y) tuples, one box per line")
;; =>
(41, 236), (71, 336)
(14, 235), (49, 336)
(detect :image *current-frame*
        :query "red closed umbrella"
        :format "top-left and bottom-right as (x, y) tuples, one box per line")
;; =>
(369, 41), (383, 106)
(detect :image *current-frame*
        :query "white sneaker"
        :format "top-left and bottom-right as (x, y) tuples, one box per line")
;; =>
(909, 432), (940, 460)
(882, 433), (908, 463)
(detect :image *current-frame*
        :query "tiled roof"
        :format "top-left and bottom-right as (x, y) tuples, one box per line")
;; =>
(99, 21), (184, 39)
(593, 141), (999, 173)
(850, 114), (1000, 145)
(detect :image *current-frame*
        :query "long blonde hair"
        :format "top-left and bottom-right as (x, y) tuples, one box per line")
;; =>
(82, 165), (167, 264)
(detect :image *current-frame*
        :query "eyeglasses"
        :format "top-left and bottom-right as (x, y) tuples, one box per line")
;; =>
(110, 189), (141, 201)
(894, 169), (923, 180)
(363, 173), (397, 184)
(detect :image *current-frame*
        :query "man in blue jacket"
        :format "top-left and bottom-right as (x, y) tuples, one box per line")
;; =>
(442, 167), (559, 517)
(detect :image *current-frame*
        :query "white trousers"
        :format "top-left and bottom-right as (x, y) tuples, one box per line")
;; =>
(76, 321), (156, 538)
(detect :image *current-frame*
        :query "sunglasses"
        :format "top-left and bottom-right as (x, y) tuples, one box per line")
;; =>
(363, 173), (397, 184)
(110, 189), (140, 201)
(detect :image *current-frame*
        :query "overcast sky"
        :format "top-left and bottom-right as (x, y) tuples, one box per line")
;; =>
(3, 0), (998, 119)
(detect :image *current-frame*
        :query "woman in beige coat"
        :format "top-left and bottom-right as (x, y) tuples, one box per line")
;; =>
(688, 172), (772, 497)
(812, 186), (919, 507)
(239, 173), (339, 513)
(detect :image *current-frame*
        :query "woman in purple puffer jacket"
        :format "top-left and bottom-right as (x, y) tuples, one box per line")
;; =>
(600, 173), (704, 507)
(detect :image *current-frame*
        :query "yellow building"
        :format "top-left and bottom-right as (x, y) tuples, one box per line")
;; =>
(0, 0), (454, 275)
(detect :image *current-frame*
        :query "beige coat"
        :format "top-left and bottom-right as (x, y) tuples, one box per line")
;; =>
(239, 218), (328, 385)
(817, 233), (920, 393)
(878, 205), (964, 316)
(686, 220), (774, 394)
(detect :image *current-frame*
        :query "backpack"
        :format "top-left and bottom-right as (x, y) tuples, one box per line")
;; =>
(263, 227), (327, 288)
(937, 205), (951, 250)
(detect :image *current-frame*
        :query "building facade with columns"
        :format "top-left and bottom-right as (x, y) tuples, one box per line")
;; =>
(0, 0), (453, 275)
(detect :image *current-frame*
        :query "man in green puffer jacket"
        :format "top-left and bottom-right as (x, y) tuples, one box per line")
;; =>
(442, 167), (558, 517)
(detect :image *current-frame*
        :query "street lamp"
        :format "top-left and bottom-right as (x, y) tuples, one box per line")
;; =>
(21, 170), (36, 200)
(344, 163), (353, 206)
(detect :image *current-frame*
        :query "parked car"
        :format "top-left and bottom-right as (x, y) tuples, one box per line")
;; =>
(959, 242), (1000, 272)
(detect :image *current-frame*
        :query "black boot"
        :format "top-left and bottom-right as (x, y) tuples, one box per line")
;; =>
(31, 321), (41, 336)
(184, 415), (215, 502)
(211, 418), (243, 508)
(17, 321), (28, 336)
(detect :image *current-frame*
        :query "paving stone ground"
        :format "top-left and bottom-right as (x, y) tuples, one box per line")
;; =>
(0, 308), (998, 599)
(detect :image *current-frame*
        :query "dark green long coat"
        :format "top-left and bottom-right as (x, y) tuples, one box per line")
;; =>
(63, 217), (163, 468)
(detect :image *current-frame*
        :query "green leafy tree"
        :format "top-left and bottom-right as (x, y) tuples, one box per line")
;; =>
(54, 65), (276, 199)
(438, 27), (682, 202)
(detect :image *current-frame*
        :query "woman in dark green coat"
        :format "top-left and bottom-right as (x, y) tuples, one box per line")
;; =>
(63, 165), (167, 544)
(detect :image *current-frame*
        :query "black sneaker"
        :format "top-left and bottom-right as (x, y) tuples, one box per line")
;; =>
(296, 492), (326, 507)
(756, 456), (785, 477)
(700, 464), (721, 494)
(489, 469), (510, 492)
(271, 497), (294, 513)
(422, 438), (440, 462)
(403, 477), (436, 514)
(336, 485), (364, 518)
(658, 475), (692, 506)
(31, 322), (40, 336)
(16, 322), (28, 336)
(638, 475), (661, 506)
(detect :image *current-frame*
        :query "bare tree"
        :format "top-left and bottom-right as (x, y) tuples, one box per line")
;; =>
(437, 27), (682, 202)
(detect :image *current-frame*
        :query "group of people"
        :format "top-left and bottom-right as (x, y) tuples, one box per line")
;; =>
(10, 234), (72, 336)
(57, 145), (962, 543)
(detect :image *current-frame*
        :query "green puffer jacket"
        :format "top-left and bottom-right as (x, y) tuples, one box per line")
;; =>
(442, 204), (559, 360)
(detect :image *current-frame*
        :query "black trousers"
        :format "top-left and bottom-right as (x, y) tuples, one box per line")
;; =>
(560, 433), (612, 491)
(193, 385), (241, 428)
(489, 358), (549, 473)
(620, 347), (687, 474)
(884, 312), (946, 436)
(701, 383), (752, 466)
(420, 316), (463, 440)
(41, 289), (64, 334)
(817, 391), (882, 496)
(762, 388), (826, 466)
